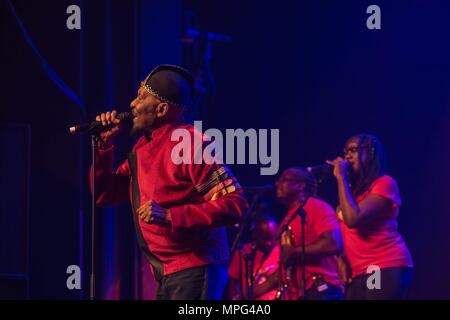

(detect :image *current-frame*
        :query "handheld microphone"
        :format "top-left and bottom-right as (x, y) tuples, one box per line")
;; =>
(306, 164), (333, 183)
(69, 112), (133, 135)
(306, 164), (333, 175)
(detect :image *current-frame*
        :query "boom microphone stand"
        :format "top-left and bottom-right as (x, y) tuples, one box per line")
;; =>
(230, 194), (260, 300)
(276, 197), (309, 299)
(90, 135), (98, 300)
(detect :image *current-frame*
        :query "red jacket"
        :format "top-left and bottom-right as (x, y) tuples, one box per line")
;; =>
(91, 122), (248, 276)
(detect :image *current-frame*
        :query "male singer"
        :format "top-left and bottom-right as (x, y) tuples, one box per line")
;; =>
(90, 64), (248, 300)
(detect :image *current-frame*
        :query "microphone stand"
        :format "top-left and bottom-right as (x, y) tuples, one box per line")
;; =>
(89, 135), (98, 300)
(230, 194), (260, 300)
(276, 198), (308, 300)
(243, 244), (256, 300)
(298, 207), (307, 299)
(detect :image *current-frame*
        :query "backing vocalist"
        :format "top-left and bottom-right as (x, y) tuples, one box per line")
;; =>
(327, 134), (413, 300)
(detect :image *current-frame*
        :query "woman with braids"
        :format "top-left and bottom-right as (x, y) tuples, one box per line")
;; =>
(327, 134), (413, 300)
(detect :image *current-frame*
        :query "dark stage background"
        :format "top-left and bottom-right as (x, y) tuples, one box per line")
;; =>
(1, 0), (449, 299)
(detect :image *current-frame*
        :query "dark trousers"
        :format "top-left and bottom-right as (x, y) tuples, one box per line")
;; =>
(156, 264), (228, 300)
(305, 283), (344, 300)
(345, 267), (413, 300)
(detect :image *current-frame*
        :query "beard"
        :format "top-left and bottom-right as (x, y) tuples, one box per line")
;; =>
(130, 123), (144, 136)
(277, 193), (295, 207)
(130, 110), (156, 136)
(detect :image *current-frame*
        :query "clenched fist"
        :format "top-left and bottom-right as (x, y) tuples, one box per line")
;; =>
(94, 110), (123, 147)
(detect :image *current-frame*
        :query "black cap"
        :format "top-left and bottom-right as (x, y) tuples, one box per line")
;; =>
(142, 64), (194, 108)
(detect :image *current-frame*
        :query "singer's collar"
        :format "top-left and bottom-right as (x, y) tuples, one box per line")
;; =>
(145, 120), (182, 141)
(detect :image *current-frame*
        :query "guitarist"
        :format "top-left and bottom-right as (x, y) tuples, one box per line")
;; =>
(275, 168), (344, 300)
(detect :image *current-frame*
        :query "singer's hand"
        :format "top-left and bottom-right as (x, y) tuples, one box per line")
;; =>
(95, 110), (122, 147)
(137, 200), (171, 225)
(326, 157), (350, 180)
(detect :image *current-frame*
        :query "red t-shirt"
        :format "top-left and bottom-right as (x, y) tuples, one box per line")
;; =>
(228, 243), (280, 300)
(278, 197), (343, 295)
(338, 175), (413, 278)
